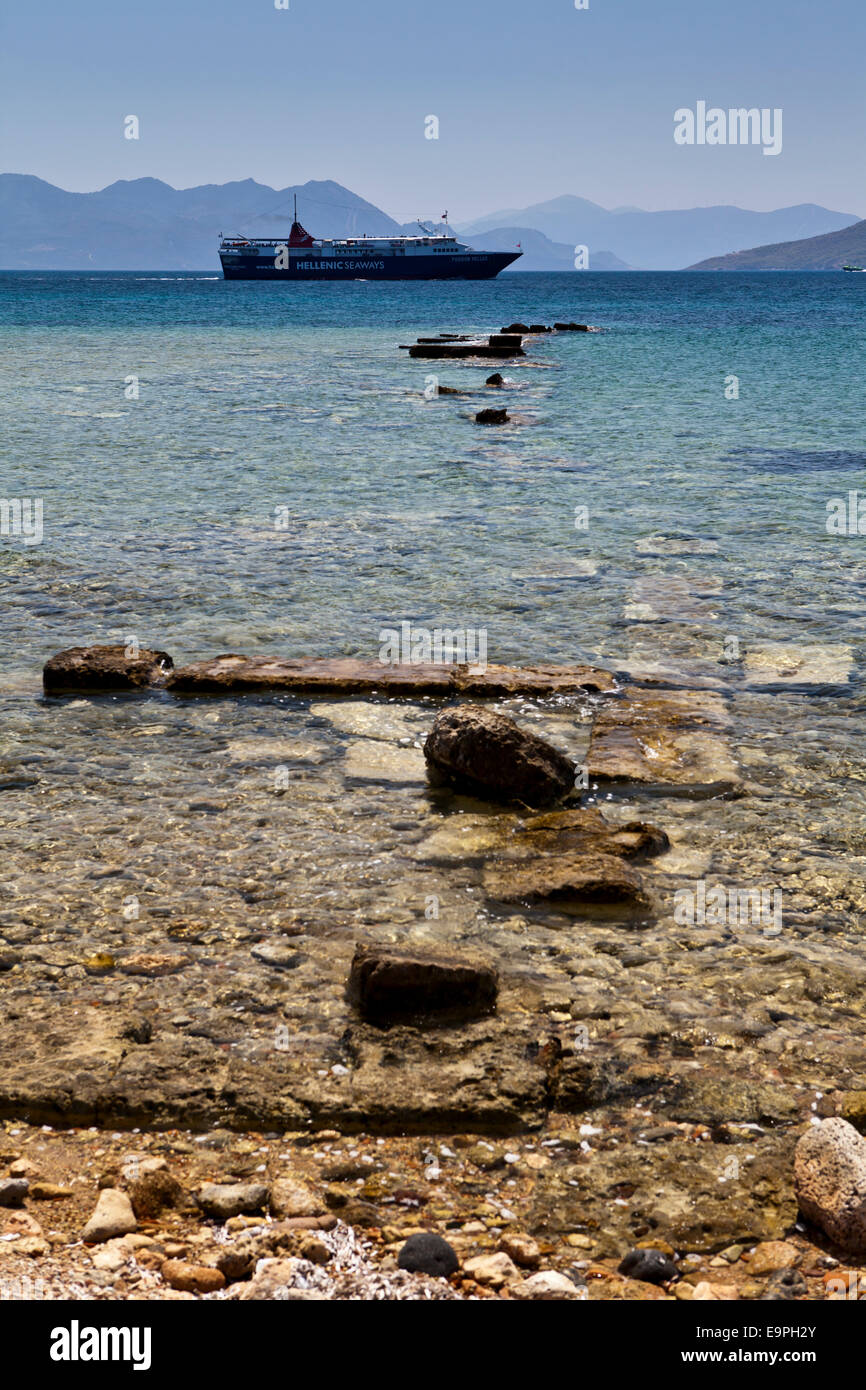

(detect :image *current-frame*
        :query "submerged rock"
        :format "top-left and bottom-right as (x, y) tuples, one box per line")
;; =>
(485, 372), (505, 387)
(744, 642), (854, 690)
(397, 1232), (459, 1278)
(424, 705), (575, 805)
(347, 943), (498, 1024)
(452, 662), (614, 696)
(475, 407), (509, 424)
(484, 850), (652, 913)
(167, 654), (453, 696)
(501, 322), (529, 333)
(166, 655), (614, 698)
(504, 807), (669, 862)
(587, 686), (740, 797)
(43, 644), (173, 695)
(793, 1118), (866, 1251)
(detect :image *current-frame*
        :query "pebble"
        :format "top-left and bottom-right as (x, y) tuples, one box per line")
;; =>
(196, 1182), (269, 1220)
(29, 1182), (73, 1201)
(269, 1178), (325, 1219)
(748, 1240), (800, 1275)
(512, 1270), (583, 1301)
(499, 1233), (541, 1269)
(161, 1260), (226, 1294)
(462, 1251), (519, 1289)
(81, 1189), (137, 1244)
(761, 1268), (808, 1301)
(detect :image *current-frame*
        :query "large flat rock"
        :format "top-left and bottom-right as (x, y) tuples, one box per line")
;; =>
(166, 656), (614, 698)
(0, 1002), (557, 1135)
(166, 655), (453, 696)
(587, 687), (740, 797)
(452, 663), (614, 696)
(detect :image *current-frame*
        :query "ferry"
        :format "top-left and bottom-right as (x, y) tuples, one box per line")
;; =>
(219, 203), (521, 282)
(843, 264), (865, 272)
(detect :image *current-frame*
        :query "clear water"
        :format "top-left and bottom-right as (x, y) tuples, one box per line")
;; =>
(2, 271), (866, 1091)
(2, 270), (864, 681)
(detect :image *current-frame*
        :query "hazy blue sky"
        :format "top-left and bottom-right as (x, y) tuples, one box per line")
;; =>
(2, 0), (864, 220)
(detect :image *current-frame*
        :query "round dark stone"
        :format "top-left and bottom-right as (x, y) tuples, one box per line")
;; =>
(761, 1267), (807, 1301)
(397, 1232), (459, 1278)
(618, 1248), (679, 1285)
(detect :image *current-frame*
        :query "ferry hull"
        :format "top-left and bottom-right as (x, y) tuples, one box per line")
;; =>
(220, 251), (521, 281)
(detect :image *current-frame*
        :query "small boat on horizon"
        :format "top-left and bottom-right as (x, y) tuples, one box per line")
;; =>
(843, 264), (865, 272)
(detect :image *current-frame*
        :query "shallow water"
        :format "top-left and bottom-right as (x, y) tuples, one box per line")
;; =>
(2, 270), (866, 1121)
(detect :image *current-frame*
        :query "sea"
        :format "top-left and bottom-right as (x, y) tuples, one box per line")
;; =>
(1, 270), (866, 1041)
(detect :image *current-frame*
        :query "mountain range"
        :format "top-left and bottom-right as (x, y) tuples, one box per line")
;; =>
(457, 195), (859, 271)
(0, 174), (860, 272)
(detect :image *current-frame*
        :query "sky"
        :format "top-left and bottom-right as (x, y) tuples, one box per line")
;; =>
(2, 0), (864, 221)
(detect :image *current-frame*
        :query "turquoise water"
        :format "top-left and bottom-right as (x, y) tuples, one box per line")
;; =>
(2, 270), (865, 684)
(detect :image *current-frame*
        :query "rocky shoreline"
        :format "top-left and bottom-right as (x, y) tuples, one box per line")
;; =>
(1, 643), (865, 1299)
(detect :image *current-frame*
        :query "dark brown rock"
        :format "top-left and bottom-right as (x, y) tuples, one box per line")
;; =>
(475, 408), (508, 425)
(347, 943), (498, 1024)
(485, 373), (505, 387)
(554, 322), (593, 331)
(528, 324), (551, 333)
(423, 705), (575, 805)
(43, 644), (173, 695)
(501, 323), (530, 333)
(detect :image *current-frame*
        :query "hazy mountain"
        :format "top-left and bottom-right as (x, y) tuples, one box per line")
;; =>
(1, 174), (859, 272)
(690, 220), (866, 270)
(469, 226), (631, 272)
(0, 175), (402, 269)
(458, 195), (859, 270)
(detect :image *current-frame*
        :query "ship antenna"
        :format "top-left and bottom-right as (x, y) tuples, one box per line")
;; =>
(294, 193), (298, 223)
